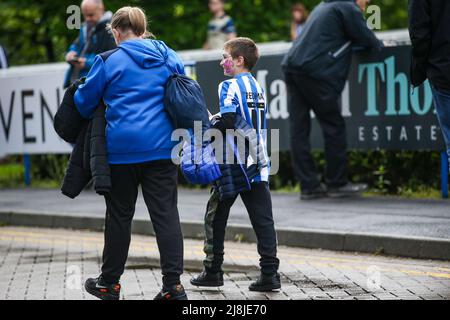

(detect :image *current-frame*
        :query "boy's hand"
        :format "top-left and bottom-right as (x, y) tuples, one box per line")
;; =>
(208, 110), (222, 121)
(210, 115), (222, 128)
(211, 112), (236, 134)
(210, 114), (222, 123)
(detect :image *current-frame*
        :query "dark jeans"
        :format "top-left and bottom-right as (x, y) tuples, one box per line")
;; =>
(101, 160), (183, 287)
(203, 182), (279, 275)
(285, 72), (348, 191)
(432, 86), (450, 170)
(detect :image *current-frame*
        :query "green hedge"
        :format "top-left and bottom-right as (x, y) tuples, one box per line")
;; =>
(269, 150), (441, 196)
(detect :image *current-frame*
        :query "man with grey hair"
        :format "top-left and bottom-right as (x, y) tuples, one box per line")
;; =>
(64, 0), (116, 88)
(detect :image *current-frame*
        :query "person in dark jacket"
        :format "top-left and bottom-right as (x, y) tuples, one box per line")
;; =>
(73, 7), (187, 301)
(409, 0), (450, 168)
(282, 0), (383, 200)
(64, 0), (116, 88)
(54, 79), (111, 199)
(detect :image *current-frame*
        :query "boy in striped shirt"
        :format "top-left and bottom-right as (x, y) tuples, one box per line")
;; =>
(191, 38), (281, 292)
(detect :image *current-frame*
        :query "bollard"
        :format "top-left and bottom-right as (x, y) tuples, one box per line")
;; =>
(441, 151), (449, 199)
(24, 154), (31, 187)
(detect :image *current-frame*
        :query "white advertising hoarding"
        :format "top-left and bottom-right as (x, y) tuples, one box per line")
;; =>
(0, 64), (72, 158)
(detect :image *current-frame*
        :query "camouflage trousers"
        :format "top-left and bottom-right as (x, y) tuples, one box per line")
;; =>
(203, 188), (221, 272)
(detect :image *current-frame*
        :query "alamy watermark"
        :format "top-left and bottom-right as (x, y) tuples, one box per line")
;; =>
(66, 5), (82, 30)
(366, 5), (381, 31)
(65, 4), (383, 31)
(366, 265), (382, 291)
(66, 265), (82, 290)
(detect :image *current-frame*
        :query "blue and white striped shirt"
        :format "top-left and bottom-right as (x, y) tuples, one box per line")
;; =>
(218, 72), (270, 182)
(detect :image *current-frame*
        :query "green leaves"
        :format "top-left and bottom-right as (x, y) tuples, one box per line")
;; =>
(0, 0), (409, 66)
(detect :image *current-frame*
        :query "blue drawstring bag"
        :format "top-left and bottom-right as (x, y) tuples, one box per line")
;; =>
(151, 39), (210, 131)
(164, 74), (210, 131)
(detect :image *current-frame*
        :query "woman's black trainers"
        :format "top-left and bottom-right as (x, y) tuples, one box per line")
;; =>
(249, 273), (281, 292)
(190, 270), (224, 287)
(84, 276), (121, 300)
(154, 284), (188, 300)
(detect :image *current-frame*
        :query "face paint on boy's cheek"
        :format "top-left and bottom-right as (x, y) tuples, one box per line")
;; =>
(223, 59), (234, 74)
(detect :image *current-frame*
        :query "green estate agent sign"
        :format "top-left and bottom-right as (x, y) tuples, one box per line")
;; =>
(196, 45), (444, 151)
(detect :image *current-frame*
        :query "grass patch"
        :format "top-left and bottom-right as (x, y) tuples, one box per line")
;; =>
(365, 187), (442, 200)
(0, 163), (60, 189)
(0, 164), (24, 188)
(272, 182), (443, 200)
(30, 180), (60, 189)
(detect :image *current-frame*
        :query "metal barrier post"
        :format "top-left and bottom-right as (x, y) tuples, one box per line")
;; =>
(441, 151), (449, 199)
(24, 154), (31, 187)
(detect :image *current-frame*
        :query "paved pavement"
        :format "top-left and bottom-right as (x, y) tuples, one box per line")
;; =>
(1, 188), (450, 239)
(1, 226), (449, 300)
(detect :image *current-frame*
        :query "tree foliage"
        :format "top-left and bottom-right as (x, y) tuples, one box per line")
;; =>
(0, 0), (408, 66)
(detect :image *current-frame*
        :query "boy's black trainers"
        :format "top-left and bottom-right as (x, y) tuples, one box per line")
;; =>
(154, 284), (188, 300)
(84, 276), (121, 300)
(249, 273), (281, 292)
(190, 270), (224, 287)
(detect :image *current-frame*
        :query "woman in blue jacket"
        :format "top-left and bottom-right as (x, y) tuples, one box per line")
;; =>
(74, 6), (186, 300)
